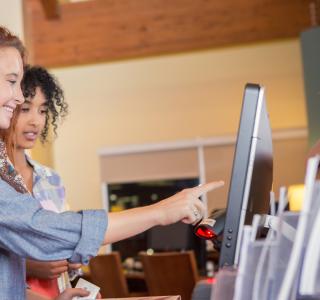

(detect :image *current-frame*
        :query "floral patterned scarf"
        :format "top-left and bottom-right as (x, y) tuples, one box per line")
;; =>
(0, 139), (28, 193)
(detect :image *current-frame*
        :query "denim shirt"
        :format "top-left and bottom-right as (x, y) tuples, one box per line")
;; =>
(0, 179), (107, 300)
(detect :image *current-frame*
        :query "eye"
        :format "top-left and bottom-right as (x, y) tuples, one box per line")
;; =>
(40, 108), (48, 115)
(21, 107), (30, 113)
(8, 80), (16, 85)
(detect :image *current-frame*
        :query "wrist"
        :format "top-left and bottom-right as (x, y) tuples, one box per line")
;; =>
(151, 200), (167, 226)
(138, 203), (161, 227)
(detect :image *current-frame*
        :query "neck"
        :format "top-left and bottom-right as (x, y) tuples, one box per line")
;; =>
(13, 147), (28, 171)
(13, 147), (34, 192)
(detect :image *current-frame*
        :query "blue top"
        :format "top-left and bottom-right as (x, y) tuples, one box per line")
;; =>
(28, 156), (67, 212)
(27, 156), (78, 293)
(0, 179), (108, 300)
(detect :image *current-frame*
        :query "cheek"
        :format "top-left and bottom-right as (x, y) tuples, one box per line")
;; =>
(15, 116), (29, 133)
(0, 82), (13, 106)
(39, 116), (47, 131)
(15, 123), (25, 136)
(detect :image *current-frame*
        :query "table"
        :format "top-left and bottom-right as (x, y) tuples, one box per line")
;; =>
(103, 296), (181, 300)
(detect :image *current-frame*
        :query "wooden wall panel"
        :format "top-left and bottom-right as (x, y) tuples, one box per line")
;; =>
(23, 0), (311, 67)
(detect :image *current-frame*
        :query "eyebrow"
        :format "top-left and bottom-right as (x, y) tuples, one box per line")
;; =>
(6, 73), (18, 77)
(23, 99), (48, 106)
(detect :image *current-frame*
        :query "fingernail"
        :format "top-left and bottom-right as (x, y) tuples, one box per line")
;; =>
(216, 180), (224, 185)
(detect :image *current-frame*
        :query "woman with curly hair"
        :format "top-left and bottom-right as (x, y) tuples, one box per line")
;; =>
(5, 65), (68, 158)
(22, 65), (68, 142)
(5, 65), (82, 299)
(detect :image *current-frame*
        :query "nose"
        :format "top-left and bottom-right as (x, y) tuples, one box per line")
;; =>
(14, 85), (24, 105)
(28, 110), (42, 127)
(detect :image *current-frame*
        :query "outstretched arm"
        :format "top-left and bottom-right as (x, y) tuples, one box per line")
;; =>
(0, 179), (107, 264)
(104, 181), (224, 244)
(0, 179), (222, 263)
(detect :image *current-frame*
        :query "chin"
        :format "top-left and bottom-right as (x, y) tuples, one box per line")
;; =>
(0, 120), (11, 129)
(25, 143), (36, 150)
(19, 141), (36, 150)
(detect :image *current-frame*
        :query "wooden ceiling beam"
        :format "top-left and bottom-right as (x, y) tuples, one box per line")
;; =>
(39, 0), (60, 20)
(23, 0), (311, 68)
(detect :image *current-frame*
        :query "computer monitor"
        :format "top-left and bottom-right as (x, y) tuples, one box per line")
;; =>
(218, 83), (273, 267)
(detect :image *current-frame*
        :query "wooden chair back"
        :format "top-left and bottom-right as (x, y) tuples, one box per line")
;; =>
(89, 252), (129, 298)
(140, 251), (199, 300)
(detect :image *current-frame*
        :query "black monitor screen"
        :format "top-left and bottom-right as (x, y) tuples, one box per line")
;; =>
(148, 223), (190, 251)
(219, 83), (273, 267)
(107, 178), (206, 273)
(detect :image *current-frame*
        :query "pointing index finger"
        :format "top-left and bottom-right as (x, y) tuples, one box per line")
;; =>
(191, 181), (224, 197)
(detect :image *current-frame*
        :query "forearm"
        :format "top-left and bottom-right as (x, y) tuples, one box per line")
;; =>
(103, 204), (159, 244)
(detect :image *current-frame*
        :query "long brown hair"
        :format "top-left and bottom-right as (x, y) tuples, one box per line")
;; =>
(1, 107), (20, 163)
(0, 27), (28, 193)
(0, 26), (26, 161)
(0, 26), (25, 62)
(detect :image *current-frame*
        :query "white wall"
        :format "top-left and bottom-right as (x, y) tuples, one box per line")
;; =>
(51, 40), (307, 211)
(0, 0), (24, 39)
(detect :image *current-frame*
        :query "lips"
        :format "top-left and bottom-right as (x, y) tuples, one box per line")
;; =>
(2, 105), (15, 117)
(23, 131), (39, 141)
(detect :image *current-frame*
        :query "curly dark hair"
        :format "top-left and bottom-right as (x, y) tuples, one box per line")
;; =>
(21, 65), (68, 143)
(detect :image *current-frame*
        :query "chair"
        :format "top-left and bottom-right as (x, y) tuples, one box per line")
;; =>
(140, 251), (199, 300)
(88, 252), (130, 298)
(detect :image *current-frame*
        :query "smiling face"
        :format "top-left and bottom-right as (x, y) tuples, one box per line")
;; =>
(15, 87), (48, 150)
(0, 47), (24, 129)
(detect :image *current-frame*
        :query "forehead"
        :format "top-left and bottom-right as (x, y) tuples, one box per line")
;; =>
(0, 47), (23, 77)
(26, 87), (47, 105)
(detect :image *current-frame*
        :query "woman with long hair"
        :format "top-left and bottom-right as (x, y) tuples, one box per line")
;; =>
(0, 26), (222, 300)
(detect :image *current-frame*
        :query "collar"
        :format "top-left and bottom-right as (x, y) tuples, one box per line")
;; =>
(0, 140), (28, 193)
(26, 155), (50, 181)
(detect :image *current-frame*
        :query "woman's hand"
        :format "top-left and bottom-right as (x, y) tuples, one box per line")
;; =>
(54, 288), (90, 300)
(154, 181), (225, 225)
(26, 288), (96, 300)
(104, 180), (224, 244)
(68, 263), (82, 271)
(55, 288), (101, 300)
(26, 259), (69, 279)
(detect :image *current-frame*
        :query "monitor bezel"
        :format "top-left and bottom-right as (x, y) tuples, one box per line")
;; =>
(218, 83), (270, 267)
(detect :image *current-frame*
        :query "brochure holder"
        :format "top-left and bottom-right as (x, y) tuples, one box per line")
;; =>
(211, 266), (237, 300)
(233, 223), (275, 300)
(279, 156), (320, 300)
(208, 156), (320, 300)
(267, 212), (299, 300)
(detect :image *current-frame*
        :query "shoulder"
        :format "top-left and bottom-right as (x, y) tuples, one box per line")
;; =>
(0, 178), (15, 192)
(28, 158), (67, 212)
(28, 157), (63, 186)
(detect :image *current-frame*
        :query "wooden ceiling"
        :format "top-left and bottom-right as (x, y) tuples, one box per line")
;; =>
(23, 0), (312, 68)
(39, 0), (60, 19)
